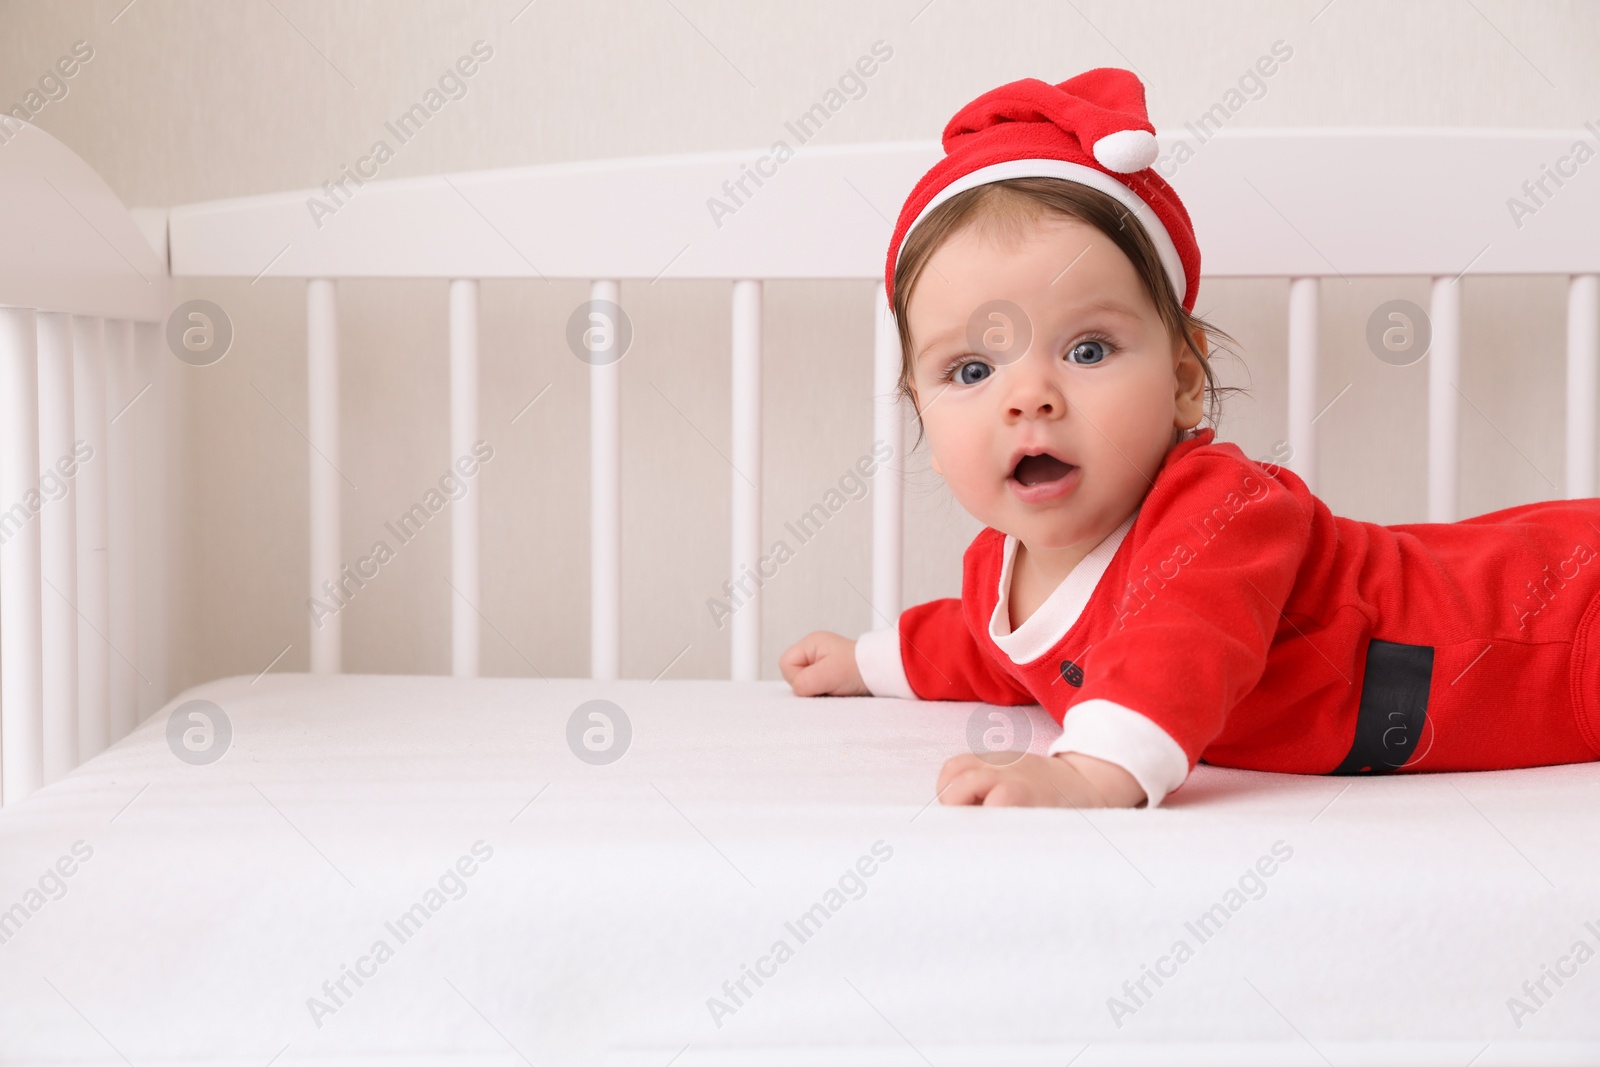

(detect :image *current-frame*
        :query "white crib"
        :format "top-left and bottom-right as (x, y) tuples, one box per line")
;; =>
(3, 117), (1600, 1064)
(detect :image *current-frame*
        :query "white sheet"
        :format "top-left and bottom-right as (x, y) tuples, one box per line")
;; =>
(2, 672), (1598, 1066)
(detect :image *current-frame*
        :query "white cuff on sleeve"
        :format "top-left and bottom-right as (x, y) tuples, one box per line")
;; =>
(854, 625), (916, 699)
(1047, 699), (1190, 808)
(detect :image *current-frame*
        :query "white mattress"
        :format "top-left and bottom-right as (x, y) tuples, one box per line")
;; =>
(2, 672), (1598, 1066)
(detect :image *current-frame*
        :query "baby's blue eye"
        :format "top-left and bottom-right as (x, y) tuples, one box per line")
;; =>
(1068, 339), (1110, 365)
(955, 360), (992, 385)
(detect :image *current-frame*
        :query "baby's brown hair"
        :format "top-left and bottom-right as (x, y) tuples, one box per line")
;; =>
(890, 177), (1246, 450)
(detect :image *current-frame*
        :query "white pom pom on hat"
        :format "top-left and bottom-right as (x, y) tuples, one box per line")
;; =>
(1092, 127), (1160, 174)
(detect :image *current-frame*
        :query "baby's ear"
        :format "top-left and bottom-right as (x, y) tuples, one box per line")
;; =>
(1172, 331), (1208, 430)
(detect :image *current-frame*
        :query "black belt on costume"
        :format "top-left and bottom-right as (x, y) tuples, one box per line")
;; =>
(1330, 637), (1434, 775)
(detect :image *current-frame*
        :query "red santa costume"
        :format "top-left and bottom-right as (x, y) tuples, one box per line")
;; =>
(857, 68), (1600, 807)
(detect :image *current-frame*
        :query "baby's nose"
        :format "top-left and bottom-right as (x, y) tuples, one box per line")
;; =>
(1006, 375), (1064, 418)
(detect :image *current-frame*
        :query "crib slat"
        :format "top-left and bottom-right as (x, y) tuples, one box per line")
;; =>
(1429, 277), (1462, 522)
(134, 320), (167, 722)
(1567, 275), (1599, 499)
(308, 279), (341, 674)
(73, 315), (110, 761)
(1286, 278), (1319, 493)
(590, 279), (621, 681)
(450, 279), (480, 678)
(0, 307), (45, 804)
(730, 280), (762, 682)
(36, 312), (78, 782)
(105, 318), (138, 741)
(871, 282), (902, 627)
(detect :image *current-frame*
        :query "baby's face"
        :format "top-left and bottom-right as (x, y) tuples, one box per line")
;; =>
(906, 213), (1205, 556)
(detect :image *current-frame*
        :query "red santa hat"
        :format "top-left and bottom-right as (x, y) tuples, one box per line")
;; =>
(885, 67), (1200, 313)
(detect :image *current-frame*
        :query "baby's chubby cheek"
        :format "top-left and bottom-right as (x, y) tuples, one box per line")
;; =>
(929, 437), (997, 495)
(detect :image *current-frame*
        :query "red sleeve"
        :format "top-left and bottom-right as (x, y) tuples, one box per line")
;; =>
(898, 596), (1037, 705)
(1072, 453), (1312, 768)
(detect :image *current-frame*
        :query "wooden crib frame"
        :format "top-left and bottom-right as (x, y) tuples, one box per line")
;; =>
(2, 118), (1598, 806)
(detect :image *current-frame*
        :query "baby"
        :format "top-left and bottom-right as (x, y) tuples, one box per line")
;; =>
(779, 68), (1600, 809)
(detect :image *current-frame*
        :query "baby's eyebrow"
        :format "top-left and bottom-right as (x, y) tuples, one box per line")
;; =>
(914, 329), (962, 364)
(1072, 297), (1142, 318)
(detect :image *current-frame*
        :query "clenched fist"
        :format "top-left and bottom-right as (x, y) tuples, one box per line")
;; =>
(779, 630), (870, 697)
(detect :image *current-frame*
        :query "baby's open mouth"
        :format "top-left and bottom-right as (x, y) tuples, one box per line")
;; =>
(1012, 453), (1076, 486)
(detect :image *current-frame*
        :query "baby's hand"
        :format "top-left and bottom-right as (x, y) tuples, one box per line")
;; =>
(780, 630), (870, 697)
(936, 751), (1147, 808)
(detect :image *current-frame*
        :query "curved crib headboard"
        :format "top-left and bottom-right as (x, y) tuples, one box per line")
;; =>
(0, 118), (166, 804)
(2, 123), (1598, 804)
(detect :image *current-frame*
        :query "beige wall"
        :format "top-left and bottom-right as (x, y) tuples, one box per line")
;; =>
(2, 0), (1597, 698)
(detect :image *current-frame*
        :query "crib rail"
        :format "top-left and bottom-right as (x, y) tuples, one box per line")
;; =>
(0, 118), (166, 805)
(164, 129), (1600, 691)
